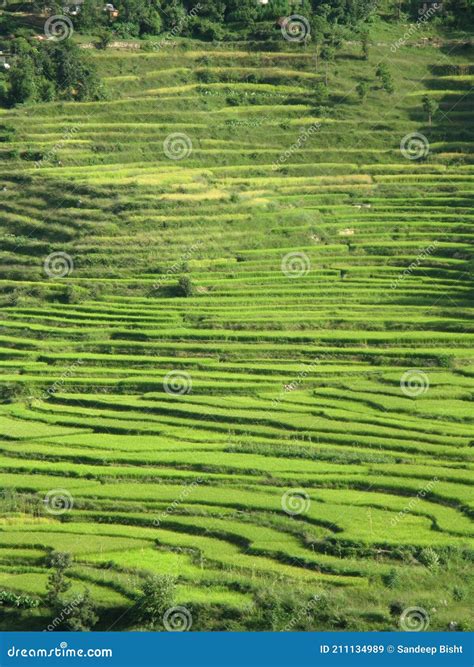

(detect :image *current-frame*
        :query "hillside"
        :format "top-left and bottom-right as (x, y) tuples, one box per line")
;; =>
(0, 16), (473, 631)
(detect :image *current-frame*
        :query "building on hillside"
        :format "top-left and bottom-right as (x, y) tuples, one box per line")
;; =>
(418, 1), (443, 14)
(0, 52), (10, 70)
(104, 3), (120, 18)
(63, 0), (84, 16)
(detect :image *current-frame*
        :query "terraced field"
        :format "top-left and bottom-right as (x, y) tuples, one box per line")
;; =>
(0, 34), (473, 631)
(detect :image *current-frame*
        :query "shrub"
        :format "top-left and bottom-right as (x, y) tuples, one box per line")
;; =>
(176, 276), (196, 297)
(136, 575), (176, 630)
(382, 568), (400, 588)
(418, 547), (440, 569)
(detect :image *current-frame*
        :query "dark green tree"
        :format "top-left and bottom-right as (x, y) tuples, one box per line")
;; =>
(115, 0), (163, 36)
(422, 94), (438, 126)
(360, 29), (370, 60)
(225, 0), (258, 24)
(376, 63), (394, 94)
(320, 44), (335, 86)
(67, 589), (98, 631)
(356, 80), (369, 101)
(314, 80), (329, 104)
(137, 575), (176, 629)
(45, 552), (72, 612)
(8, 54), (37, 105)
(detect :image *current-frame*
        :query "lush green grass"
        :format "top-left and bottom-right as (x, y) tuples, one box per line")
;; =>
(0, 24), (473, 632)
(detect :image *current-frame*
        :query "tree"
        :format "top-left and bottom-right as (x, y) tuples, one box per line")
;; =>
(67, 589), (98, 631)
(225, 0), (258, 24)
(177, 275), (195, 297)
(356, 80), (369, 101)
(95, 28), (113, 50)
(314, 80), (329, 104)
(137, 575), (176, 629)
(376, 63), (394, 94)
(360, 29), (370, 60)
(74, 0), (106, 32)
(320, 44), (335, 86)
(44, 41), (105, 100)
(8, 54), (37, 105)
(312, 0), (376, 26)
(422, 94), (438, 126)
(115, 0), (163, 36)
(45, 552), (72, 612)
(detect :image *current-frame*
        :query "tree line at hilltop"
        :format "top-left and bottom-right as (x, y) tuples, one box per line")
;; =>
(0, 0), (471, 107)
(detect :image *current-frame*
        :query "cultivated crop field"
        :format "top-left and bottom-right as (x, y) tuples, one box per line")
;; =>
(0, 22), (473, 632)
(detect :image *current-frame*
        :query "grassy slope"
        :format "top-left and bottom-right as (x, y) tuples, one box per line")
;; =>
(0, 23), (473, 631)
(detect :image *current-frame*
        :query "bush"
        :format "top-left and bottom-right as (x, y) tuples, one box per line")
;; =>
(418, 547), (440, 569)
(382, 568), (400, 588)
(63, 285), (88, 304)
(176, 276), (195, 297)
(136, 575), (176, 630)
